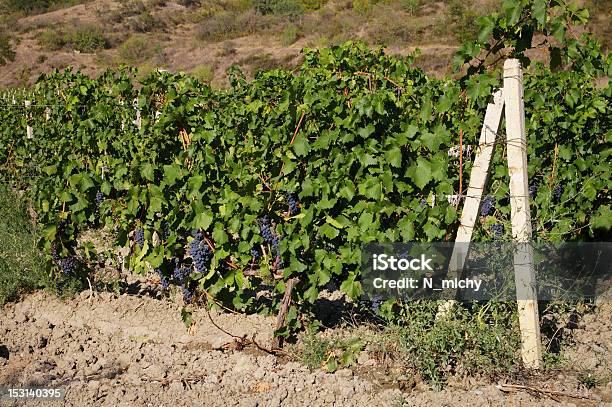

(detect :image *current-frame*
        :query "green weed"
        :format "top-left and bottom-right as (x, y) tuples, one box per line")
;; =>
(0, 185), (48, 305)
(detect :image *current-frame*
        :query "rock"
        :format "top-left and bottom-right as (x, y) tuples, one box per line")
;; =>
(335, 368), (353, 377)
(233, 355), (255, 373)
(205, 374), (219, 384)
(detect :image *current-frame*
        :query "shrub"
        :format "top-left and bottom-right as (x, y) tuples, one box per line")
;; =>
(253, 0), (304, 17)
(271, 0), (304, 18)
(0, 34), (16, 65)
(198, 9), (274, 41)
(38, 29), (66, 51)
(176, 0), (200, 6)
(192, 64), (214, 82)
(402, 0), (419, 15)
(68, 26), (107, 53)
(0, 185), (48, 305)
(118, 34), (158, 63)
(38, 26), (107, 53)
(197, 11), (242, 41)
(2, 0), (90, 15)
(301, 0), (327, 11)
(128, 10), (165, 32)
(280, 23), (299, 46)
(352, 0), (372, 15)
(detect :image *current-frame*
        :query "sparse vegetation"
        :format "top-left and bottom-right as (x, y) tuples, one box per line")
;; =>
(0, 33), (15, 65)
(0, 0), (90, 15)
(280, 23), (299, 45)
(38, 25), (107, 53)
(118, 34), (162, 63)
(192, 63), (214, 82)
(0, 185), (48, 305)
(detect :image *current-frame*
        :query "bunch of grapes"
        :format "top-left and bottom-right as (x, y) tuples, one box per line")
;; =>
(258, 217), (283, 268)
(553, 184), (563, 203)
(155, 268), (170, 289)
(135, 228), (145, 249)
(419, 198), (428, 208)
(189, 231), (212, 274)
(251, 247), (260, 259)
(528, 183), (538, 199)
(490, 223), (504, 240)
(285, 192), (299, 215)
(173, 258), (191, 285)
(480, 196), (495, 217)
(50, 244), (61, 261)
(258, 216), (274, 243)
(95, 191), (105, 208)
(58, 256), (78, 275)
(370, 294), (384, 313)
(182, 285), (194, 303)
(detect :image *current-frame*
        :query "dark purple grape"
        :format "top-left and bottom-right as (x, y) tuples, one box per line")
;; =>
(258, 217), (283, 265)
(182, 286), (193, 303)
(155, 268), (170, 289)
(490, 223), (504, 240)
(371, 294), (384, 313)
(50, 244), (61, 261)
(189, 231), (212, 274)
(95, 192), (105, 207)
(58, 256), (78, 275)
(285, 192), (299, 215)
(173, 258), (191, 284)
(419, 198), (428, 208)
(480, 196), (495, 217)
(529, 183), (538, 199)
(135, 228), (145, 249)
(251, 247), (260, 259)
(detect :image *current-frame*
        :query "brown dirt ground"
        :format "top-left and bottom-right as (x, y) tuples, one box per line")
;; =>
(0, 286), (610, 406)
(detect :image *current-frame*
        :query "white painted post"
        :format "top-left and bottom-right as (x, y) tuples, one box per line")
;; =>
(504, 59), (541, 369)
(25, 100), (33, 139)
(437, 89), (505, 316)
(134, 98), (142, 130)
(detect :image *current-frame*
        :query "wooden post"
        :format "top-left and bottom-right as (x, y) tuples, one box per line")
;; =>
(134, 98), (142, 130)
(271, 277), (298, 349)
(437, 89), (505, 316)
(504, 59), (541, 369)
(25, 100), (33, 139)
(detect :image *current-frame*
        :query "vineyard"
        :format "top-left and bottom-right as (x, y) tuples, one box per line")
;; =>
(0, 0), (611, 395)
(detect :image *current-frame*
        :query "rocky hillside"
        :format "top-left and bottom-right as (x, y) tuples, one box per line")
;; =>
(0, 0), (608, 89)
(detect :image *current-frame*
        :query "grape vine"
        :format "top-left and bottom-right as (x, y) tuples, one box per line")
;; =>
(0, 0), (609, 336)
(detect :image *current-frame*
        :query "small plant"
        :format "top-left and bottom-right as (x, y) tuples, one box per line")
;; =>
(300, 331), (330, 369)
(69, 26), (107, 53)
(38, 29), (66, 51)
(0, 34), (15, 65)
(192, 64), (214, 83)
(197, 11), (242, 41)
(402, 0), (420, 15)
(129, 10), (165, 33)
(0, 185), (48, 305)
(300, 332), (365, 373)
(118, 34), (159, 63)
(352, 0), (373, 15)
(280, 23), (299, 46)
(578, 371), (599, 389)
